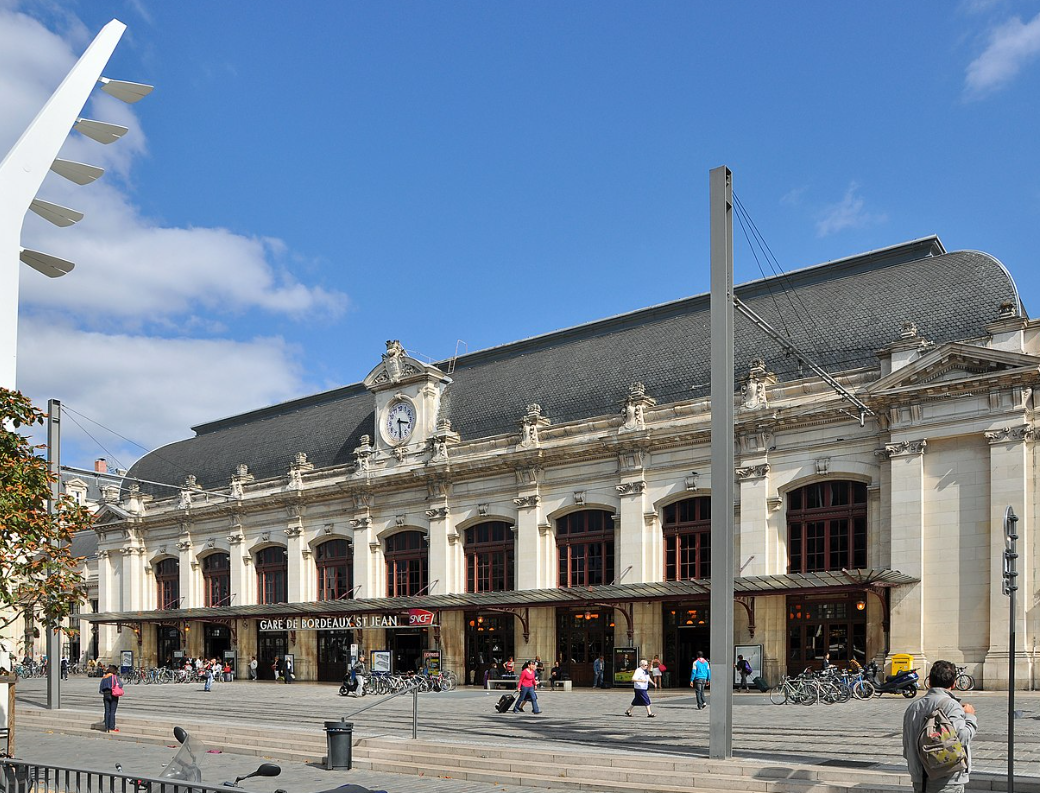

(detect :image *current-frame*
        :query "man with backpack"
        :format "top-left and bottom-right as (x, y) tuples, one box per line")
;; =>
(901, 659), (977, 792)
(734, 654), (752, 692)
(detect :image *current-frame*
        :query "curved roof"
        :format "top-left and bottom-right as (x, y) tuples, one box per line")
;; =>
(127, 238), (1023, 496)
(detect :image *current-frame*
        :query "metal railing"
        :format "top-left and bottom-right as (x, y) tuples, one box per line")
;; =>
(342, 678), (424, 738)
(0, 759), (232, 793)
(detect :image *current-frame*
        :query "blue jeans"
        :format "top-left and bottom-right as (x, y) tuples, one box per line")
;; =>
(204, 676), (212, 691)
(693, 679), (707, 708)
(103, 695), (118, 730)
(513, 685), (540, 713)
(593, 669), (603, 688)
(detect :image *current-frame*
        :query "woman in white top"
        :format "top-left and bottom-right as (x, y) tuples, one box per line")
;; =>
(624, 659), (655, 718)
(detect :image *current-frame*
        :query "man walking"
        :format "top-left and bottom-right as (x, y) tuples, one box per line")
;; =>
(735, 654), (752, 692)
(513, 659), (541, 714)
(248, 656), (257, 680)
(690, 650), (710, 709)
(902, 659), (977, 793)
(592, 654), (604, 688)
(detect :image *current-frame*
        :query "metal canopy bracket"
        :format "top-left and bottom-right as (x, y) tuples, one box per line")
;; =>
(484, 607), (531, 643)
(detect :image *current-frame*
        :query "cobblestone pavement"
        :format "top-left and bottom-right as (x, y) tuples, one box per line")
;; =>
(12, 677), (1040, 781)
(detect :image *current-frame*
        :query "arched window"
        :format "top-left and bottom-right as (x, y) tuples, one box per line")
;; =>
(316, 539), (353, 601)
(557, 510), (614, 587)
(385, 531), (428, 597)
(663, 497), (711, 580)
(787, 481), (868, 573)
(202, 552), (230, 607)
(256, 546), (288, 604)
(155, 558), (180, 610)
(464, 521), (514, 593)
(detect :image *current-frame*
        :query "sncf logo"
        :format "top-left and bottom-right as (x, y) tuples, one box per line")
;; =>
(409, 608), (435, 626)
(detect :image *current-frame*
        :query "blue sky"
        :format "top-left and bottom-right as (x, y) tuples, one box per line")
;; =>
(4, 0), (1040, 476)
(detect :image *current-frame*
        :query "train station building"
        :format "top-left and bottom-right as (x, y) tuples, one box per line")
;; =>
(81, 236), (1039, 689)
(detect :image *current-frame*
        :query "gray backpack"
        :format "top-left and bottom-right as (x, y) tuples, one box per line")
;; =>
(917, 706), (968, 777)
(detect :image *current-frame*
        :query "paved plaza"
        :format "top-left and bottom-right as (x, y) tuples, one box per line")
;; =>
(10, 676), (1040, 792)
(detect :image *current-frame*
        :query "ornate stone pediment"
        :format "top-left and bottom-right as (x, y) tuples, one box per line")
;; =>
(363, 340), (441, 389)
(866, 342), (1040, 398)
(93, 503), (131, 525)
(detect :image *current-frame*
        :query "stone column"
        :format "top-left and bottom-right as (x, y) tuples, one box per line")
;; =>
(177, 533), (194, 608)
(425, 506), (452, 594)
(736, 464), (771, 576)
(228, 533), (247, 606)
(884, 439), (927, 668)
(616, 480), (650, 582)
(351, 514), (379, 599)
(983, 425), (1033, 689)
(514, 464), (544, 590)
(285, 510), (305, 603)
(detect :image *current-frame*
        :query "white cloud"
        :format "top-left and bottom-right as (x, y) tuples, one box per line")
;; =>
(814, 183), (888, 238)
(0, 5), (351, 468)
(965, 12), (1040, 97)
(17, 317), (309, 470)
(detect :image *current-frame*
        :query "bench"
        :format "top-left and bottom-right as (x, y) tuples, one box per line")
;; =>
(548, 680), (573, 691)
(487, 679), (572, 691)
(488, 679), (518, 690)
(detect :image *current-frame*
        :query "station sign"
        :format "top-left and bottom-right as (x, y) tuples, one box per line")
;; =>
(258, 611), (439, 632)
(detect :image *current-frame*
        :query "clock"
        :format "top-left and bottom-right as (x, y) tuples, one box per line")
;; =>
(385, 400), (416, 443)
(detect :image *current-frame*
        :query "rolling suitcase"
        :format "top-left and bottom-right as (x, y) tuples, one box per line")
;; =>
(495, 693), (516, 713)
(753, 675), (769, 692)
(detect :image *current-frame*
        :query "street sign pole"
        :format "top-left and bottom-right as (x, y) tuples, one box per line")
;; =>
(1003, 505), (1018, 793)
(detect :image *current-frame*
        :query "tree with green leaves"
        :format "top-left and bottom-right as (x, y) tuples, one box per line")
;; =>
(1, 388), (89, 649)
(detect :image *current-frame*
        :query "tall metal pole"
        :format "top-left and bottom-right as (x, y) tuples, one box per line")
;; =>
(46, 399), (61, 709)
(708, 166), (734, 759)
(1003, 506), (1018, 793)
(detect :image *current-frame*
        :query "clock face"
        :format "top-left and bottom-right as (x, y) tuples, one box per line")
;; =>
(385, 400), (416, 443)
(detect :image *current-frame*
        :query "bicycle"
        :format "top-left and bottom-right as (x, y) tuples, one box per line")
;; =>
(954, 666), (975, 691)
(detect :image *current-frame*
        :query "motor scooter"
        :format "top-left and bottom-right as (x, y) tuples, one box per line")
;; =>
(865, 661), (919, 698)
(339, 668), (366, 697)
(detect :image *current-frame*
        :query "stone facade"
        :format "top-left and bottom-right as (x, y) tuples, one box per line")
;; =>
(82, 240), (1040, 689)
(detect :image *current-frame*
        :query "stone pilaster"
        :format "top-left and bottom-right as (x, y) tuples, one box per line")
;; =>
(285, 513), (305, 603)
(736, 464), (771, 576)
(884, 439), (927, 667)
(983, 425), (1033, 688)
(177, 529), (194, 608)
(616, 479), (650, 583)
(514, 463), (544, 590)
(425, 505), (452, 594)
(227, 531), (246, 606)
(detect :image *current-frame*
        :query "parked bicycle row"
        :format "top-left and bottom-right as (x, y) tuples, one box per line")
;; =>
(338, 669), (458, 697)
(769, 662), (975, 705)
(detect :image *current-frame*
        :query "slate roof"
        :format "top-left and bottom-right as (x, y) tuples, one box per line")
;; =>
(69, 530), (98, 561)
(127, 237), (1023, 497)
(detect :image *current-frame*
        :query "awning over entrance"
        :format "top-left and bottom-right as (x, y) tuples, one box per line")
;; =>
(81, 568), (916, 626)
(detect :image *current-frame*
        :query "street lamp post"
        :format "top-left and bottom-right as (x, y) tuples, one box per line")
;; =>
(0, 18), (152, 391)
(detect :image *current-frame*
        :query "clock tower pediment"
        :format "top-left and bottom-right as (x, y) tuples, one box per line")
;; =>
(363, 340), (451, 454)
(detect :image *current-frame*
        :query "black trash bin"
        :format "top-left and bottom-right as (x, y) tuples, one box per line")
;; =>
(324, 719), (354, 770)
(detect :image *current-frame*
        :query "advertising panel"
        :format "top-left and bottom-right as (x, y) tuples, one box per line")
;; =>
(612, 646), (638, 685)
(734, 644), (763, 686)
(371, 650), (391, 673)
(422, 650), (441, 674)
(119, 650), (133, 672)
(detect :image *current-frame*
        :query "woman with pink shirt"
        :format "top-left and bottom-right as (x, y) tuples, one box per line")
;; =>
(512, 660), (542, 714)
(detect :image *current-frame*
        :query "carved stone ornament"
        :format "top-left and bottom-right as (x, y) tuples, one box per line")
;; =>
(284, 526), (303, 538)
(519, 404), (551, 448)
(156, 545), (167, 556)
(352, 491), (372, 510)
(323, 523), (335, 535)
(537, 522), (552, 536)
(384, 339), (405, 384)
(395, 514), (406, 527)
(615, 481), (646, 496)
(242, 555), (252, 566)
(900, 321), (919, 339)
(999, 300), (1018, 320)
(514, 465), (542, 486)
(767, 495), (783, 513)
(685, 472), (700, 491)
(97, 549), (110, 560)
(350, 516), (371, 530)
(985, 425), (1035, 444)
(206, 538), (216, 549)
(741, 358), (776, 411)
(227, 533), (244, 545)
(260, 531), (271, 543)
(286, 503), (303, 520)
(735, 464), (770, 480)
(617, 446), (646, 473)
(230, 464), (254, 497)
(884, 439), (927, 458)
(425, 507), (449, 520)
(513, 495), (540, 509)
(288, 452), (313, 489)
(393, 446), (407, 463)
(426, 477), (452, 499)
(574, 491), (587, 506)
(620, 382), (656, 431)
(353, 435), (374, 473)
(176, 540), (192, 552)
(100, 484), (121, 504)
(368, 540), (380, 552)
(447, 531), (459, 545)
(815, 457), (830, 475)
(477, 503), (489, 517)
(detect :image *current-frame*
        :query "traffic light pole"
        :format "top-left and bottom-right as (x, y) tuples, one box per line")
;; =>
(1003, 505), (1018, 793)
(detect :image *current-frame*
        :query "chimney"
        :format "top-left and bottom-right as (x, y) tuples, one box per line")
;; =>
(94, 458), (108, 474)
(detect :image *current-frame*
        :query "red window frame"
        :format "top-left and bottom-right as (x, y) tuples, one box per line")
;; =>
(385, 531), (428, 597)
(787, 481), (868, 573)
(662, 497), (711, 580)
(557, 510), (614, 588)
(464, 521), (515, 593)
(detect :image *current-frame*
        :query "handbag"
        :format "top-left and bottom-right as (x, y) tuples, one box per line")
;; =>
(111, 679), (124, 697)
